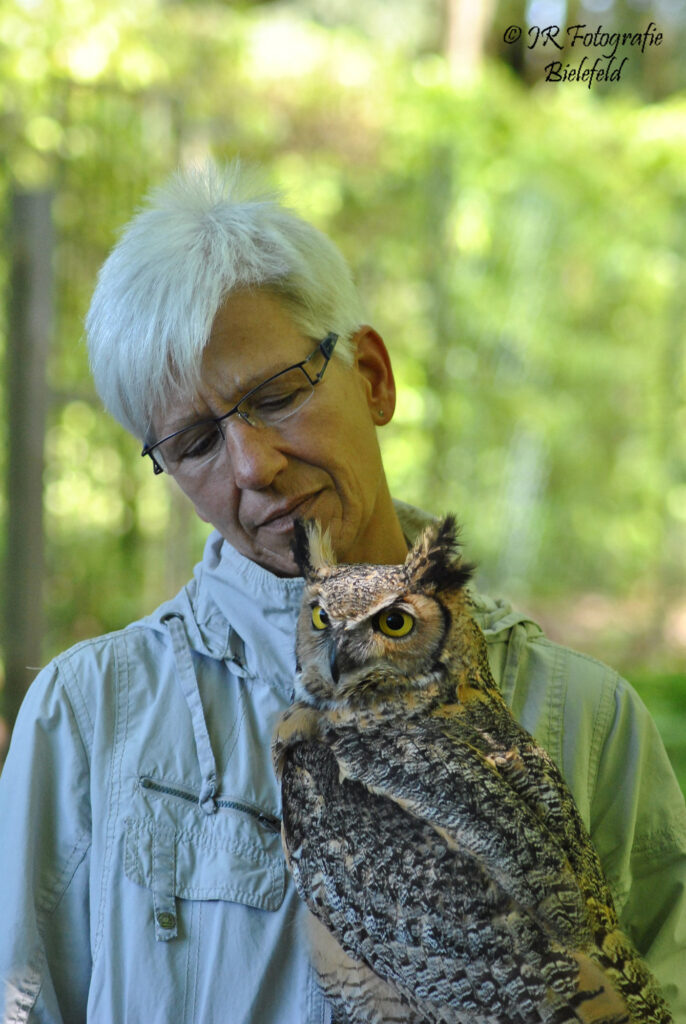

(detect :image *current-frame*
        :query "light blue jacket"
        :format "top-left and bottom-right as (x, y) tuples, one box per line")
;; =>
(2, 508), (685, 1022)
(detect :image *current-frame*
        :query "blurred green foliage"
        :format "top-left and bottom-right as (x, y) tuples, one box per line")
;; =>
(630, 670), (686, 796)
(0, 0), (685, 784)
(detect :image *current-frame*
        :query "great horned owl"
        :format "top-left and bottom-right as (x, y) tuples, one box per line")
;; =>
(272, 516), (672, 1024)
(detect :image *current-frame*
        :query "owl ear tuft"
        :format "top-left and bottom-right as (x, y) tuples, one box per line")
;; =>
(292, 518), (337, 578)
(404, 515), (474, 593)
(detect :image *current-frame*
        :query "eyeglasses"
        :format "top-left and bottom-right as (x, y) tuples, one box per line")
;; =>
(142, 332), (338, 477)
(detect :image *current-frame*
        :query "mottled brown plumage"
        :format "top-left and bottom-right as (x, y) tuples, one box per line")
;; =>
(273, 516), (672, 1024)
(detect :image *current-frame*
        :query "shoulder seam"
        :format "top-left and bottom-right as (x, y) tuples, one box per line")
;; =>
(52, 622), (157, 664)
(528, 635), (616, 674)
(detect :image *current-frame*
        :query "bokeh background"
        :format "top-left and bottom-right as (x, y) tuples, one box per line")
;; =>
(1, 0), (685, 787)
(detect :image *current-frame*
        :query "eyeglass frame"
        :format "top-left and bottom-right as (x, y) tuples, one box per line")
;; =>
(141, 331), (338, 475)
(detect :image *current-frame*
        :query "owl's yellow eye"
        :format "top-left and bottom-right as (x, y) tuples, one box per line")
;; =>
(375, 609), (414, 638)
(311, 605), (330, 630)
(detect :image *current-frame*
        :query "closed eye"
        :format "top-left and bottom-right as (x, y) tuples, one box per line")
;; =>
(253, 384), (308, 413)
(167, 423), (221, 463)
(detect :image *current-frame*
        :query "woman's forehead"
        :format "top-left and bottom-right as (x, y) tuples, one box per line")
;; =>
(153, 299), (311, 437)
(199, 292), (311, 393)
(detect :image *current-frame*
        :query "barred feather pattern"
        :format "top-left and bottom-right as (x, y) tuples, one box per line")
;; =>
(273, 516), (673, 1024)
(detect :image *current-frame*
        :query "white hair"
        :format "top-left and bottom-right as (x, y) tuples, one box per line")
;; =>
(86, 160), (363, 440)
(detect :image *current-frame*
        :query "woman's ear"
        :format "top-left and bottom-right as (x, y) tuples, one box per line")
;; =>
(351, 325), (397, 425)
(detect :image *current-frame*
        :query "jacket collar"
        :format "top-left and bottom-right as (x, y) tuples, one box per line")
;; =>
(144, 500), (540, 667)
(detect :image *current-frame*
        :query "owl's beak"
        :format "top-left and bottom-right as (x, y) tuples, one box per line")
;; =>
(329, 643), (340, 685)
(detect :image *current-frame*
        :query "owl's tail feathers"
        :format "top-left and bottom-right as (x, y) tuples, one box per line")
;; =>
(590, 928), (674, 1024)
(306, 912), (414, 1024)
(562, 953), (630, 1023)
(567, 945), (672, 1024)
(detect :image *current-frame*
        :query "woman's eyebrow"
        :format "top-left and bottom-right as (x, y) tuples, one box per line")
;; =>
(158, 343), (315, 441)
(216, 351), (308, 408)
(162, 358), (296, 434)
(231, 359), (292, 395)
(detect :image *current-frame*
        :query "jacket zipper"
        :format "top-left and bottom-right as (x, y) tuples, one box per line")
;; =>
(139, 776), (281, 833)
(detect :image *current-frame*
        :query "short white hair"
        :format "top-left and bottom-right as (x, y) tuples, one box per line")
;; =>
(86, 161), (363, 440)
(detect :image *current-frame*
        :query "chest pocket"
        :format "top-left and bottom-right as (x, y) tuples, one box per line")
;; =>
(124, 776), (286, 942)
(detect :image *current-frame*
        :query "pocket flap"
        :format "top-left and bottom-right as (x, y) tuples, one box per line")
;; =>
(124, 816), (286, 911)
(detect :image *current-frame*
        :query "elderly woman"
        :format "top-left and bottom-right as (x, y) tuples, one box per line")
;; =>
(1, 162), (684, 1023)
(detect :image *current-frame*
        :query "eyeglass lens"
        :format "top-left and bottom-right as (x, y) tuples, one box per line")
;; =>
(158, 365), (315, 476)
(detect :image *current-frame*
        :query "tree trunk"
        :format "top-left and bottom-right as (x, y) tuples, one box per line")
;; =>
(446, 0), (495, 82)
(2, 188), (53, 739)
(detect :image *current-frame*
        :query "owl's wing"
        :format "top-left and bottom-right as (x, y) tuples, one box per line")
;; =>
(318, 706), (670, 1024)
(430, 697), (608, 910)
(281, 739), (619, 1024)
(327, 704), (595, 947)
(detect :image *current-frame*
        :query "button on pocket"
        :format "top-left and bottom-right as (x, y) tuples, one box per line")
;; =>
(124, 805), (287, 943)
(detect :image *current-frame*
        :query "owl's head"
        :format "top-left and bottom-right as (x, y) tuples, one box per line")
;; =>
(291, 515), (475, 707)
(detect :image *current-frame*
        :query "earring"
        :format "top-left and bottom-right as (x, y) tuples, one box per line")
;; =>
(377, 409), (385, 418)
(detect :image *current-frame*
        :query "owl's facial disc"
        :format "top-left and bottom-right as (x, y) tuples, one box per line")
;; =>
(295, 585), (450, 708)
(315, 601), (424, 689)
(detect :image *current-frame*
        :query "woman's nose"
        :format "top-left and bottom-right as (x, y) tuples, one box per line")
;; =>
(222, 417), (288, 490)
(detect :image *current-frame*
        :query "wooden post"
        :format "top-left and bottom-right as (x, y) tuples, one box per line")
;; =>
(445, 0), (495, 83)
(2, 188), (53, 735)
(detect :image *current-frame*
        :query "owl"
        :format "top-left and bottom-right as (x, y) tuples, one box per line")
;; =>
(272, 516), (672, 1024)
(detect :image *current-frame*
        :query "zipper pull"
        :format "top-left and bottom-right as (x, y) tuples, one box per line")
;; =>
(257, 811), (282, 833)
(199, 773), (218, 815)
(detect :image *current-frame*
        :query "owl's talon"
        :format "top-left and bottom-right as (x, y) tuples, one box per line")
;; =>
(272, 702), (323, 777)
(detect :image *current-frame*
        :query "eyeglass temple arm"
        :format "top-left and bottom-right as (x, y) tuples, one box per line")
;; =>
(313, 332), (337, 379)
(320, 332), (337, 358)
(140, 439), (164, 473)
(147, 451), (164, 474)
